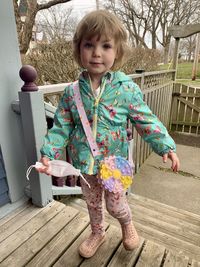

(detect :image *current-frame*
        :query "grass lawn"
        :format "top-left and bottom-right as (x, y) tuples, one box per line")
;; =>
(159, 62), (200, 87)
(176, 62), (200, 79)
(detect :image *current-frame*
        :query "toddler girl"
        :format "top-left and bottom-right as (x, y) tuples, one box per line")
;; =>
(38, 10), (180, 258)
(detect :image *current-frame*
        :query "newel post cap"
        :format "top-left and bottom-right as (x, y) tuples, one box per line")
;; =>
(19, 65), (38, 92)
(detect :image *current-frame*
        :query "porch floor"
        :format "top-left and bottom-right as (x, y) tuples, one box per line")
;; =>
(0, 194), (200, 267)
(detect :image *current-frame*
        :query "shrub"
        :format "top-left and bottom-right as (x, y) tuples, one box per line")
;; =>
(23, 40), (79, 85)
(122, 47), (161, 74)
(23, 43), (161, 85)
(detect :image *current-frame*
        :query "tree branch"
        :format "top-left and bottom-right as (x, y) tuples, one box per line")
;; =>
(38, 0), (72, 11)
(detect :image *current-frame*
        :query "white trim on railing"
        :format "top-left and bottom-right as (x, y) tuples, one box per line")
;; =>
(38, 83), (70, 94)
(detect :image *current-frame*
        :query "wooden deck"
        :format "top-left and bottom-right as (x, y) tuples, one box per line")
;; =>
(0, 194), (200, 267)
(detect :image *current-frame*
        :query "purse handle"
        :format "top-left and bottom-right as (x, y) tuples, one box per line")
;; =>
(73, 81), (101, 157)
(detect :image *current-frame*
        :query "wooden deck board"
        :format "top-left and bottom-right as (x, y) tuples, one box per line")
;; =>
(191, 260), (200, 267)
(0, 195), (200, 267)
(0, 201), (64, 263)
(135, 240), (165, 267)
(130, 201), (200, 235)
(129, 194), (200, 226)
(1, 205), (78, 267)
(26, 212), (90, 267)
(0, 200), (31, 228)
(133, 221), (200, 261)
(107, 238), (145, 267)
(0, 201), (41, 243)
(163, 251), (189, 267)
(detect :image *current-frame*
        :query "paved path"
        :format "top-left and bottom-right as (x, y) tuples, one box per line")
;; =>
(133, 144), (200, 215)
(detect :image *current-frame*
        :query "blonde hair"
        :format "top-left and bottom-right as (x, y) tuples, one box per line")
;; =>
(73, 10), (129, 70)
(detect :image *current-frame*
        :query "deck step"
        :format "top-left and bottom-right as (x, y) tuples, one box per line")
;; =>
(64, 193), (200, 262)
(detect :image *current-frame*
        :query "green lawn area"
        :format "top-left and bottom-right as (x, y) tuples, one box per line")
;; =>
(159, 62), (200, 86)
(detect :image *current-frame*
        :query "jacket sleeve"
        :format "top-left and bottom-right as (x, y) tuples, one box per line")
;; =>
(128, 83), (176, 156)
(40, 87), (75, 160)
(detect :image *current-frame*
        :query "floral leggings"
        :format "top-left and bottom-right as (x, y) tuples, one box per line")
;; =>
(80, 174), (132, 234)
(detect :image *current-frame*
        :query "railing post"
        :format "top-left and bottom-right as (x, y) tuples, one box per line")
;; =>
(172, 38), (180, 81)
(135, 69), (145, 90)
(19, 65), (53, 207)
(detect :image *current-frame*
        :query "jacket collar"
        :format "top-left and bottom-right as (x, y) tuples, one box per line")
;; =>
(79, 70), (132, 88)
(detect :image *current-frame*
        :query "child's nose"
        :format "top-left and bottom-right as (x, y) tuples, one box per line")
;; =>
(93, 46), (101, 56)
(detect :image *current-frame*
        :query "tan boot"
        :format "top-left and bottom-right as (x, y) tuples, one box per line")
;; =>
(121, 221), (139, 250)
(78, 233), (106, 258)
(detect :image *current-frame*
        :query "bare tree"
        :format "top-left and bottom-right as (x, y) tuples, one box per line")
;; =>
(37, 5), (77, 41)
(104, 0), (200, 63)
(105, 0), (150, 47)
(22, 4), (79, 85)
(154, 0), (200, 63)
(13, 0), (72, 54)
(179, 36), (197, 61)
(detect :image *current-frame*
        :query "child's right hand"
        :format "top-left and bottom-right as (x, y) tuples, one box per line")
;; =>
(36, 157), (51, 175)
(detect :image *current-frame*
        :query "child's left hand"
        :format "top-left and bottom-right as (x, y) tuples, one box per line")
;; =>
(162, 151), (180, 172)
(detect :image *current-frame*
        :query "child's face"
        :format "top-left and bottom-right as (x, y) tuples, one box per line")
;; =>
(80, 35), (117, 80)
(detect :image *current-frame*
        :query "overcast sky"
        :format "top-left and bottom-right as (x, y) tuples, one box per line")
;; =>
(72, 0), (97, 11)
(65, 0), (104, 18)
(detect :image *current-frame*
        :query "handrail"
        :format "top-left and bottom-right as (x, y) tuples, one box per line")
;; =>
(38, 83), (70, 94)
(38, 70), (176, 95)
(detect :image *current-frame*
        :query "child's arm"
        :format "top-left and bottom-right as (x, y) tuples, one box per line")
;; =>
(40, 87), (75, 161)
(128, 84), (180, 171)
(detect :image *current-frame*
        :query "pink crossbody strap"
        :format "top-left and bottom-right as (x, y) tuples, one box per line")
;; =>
(73, 81), (101, 157)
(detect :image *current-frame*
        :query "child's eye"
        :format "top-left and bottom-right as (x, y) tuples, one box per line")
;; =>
(103, 43), (112, 49)
(84, 42), (93, 48)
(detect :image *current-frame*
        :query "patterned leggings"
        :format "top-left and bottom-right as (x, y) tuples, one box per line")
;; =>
(80, 174), (132, 234)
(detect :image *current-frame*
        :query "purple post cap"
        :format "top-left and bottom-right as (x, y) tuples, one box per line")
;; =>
(19, 65), (38, 92)
(126, 128), (133, 140)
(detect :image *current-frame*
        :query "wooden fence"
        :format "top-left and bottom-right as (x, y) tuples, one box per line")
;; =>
(41, 70), (176, 175)
(170, 83), (200, 135)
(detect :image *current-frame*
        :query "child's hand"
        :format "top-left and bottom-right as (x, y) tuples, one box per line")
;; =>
(36, 157), (50, 175)
(162, 151), (180, 172)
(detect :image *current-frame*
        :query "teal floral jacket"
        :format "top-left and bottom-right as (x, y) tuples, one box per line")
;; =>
(40, 71), (176, 175)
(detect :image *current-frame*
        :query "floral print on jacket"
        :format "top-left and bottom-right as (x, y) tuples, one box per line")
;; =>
(40, 71), (176, 175)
